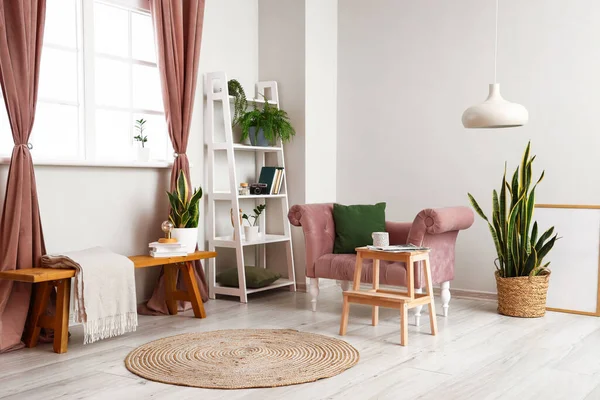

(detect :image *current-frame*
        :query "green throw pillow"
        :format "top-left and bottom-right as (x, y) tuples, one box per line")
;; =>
(333, 202), (386, 254)
(217, 266), (281, 288)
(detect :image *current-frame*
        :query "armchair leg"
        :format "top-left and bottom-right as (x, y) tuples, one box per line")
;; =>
(414, 288), (423, 326)
(441, 281), (451, 317)
(309, 278), (320, 312)
(336, 280), (351, 292)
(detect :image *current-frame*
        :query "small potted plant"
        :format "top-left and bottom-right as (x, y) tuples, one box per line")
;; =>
(242, 204), (266, 242)
(228, 79), (247, 126)
(134, 118), (149, 161)
(238, 100), (295, 147)
(166, 170), (203, 253)
(468, 142), (558, 318)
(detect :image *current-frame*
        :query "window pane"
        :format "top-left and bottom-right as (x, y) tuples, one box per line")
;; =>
(45, 0), (77, 48)
(30, 103), (80, 158)
(39, 48), (78, 103)
(95, 57), (130, 107)
(94, 2), (128, 57)
(134, 113), (170, 160)
(132, 65), (162, 111)
(132, 12), (156, 63)
(95, 109), (132, 159)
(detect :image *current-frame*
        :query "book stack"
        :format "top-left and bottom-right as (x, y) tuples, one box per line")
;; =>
(258, 166), (285, 195)
(148, 242), (187, 258)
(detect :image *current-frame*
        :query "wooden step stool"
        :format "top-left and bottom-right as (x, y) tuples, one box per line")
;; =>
(339, 247), (437, 346)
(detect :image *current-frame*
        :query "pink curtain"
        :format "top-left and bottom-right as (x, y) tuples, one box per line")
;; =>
(0, 0), (47, 352)
(141, 0), (208, 315)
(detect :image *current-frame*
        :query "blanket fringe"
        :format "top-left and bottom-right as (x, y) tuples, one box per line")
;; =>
(82, 312), (138, 345)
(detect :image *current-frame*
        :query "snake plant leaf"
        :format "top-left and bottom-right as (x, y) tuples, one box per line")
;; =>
(531, 261), (551, 276)
(537, 233), (558, 261)
(488, 222), (503, 266)
(189, 187), (203, 207)
(531, 221), (538, 248)
(520, 141), (530, 191)
(177, 170), (189, 201)
(523, 247), (538, 276)
(535, 226), (555, 253)
(468, 193), (489, 221)
(499, 164), (507, 241)
(510, 167), (519, 208)
(166, 191), (183, 213)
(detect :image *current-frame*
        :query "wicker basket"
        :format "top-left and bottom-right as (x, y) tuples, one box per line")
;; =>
(495, 270), (551, 318)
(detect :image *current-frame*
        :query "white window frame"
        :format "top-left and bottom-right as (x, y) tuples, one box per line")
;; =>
(0, 0), (170, 168)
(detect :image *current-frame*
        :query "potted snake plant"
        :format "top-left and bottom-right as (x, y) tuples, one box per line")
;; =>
(166, 170), (203, 253)
(468, 142), (558, 317)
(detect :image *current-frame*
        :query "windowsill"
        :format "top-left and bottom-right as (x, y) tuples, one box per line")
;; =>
(0, 157), (173, 169)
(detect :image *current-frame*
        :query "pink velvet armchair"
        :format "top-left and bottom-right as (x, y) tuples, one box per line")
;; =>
(288, 204), (474, 323)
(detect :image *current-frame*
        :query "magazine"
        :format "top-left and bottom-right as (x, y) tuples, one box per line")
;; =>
(367, 244), (430, 252)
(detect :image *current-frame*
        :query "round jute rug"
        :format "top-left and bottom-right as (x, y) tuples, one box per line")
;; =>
(124, 329), (359, 389)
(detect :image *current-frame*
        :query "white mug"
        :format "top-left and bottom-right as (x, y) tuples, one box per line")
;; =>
(372, 232), (389, 247)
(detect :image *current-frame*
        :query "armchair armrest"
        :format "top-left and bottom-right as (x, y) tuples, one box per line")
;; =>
(408, 206), (474, 245)
(288, 203), (335, 278)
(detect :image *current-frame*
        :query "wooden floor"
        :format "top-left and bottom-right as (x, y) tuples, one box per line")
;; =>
(1, 286), (599, 400)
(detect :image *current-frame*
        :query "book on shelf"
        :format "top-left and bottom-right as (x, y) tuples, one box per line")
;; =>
(367, 244), (430, 252)
(258, 166), (285, 195)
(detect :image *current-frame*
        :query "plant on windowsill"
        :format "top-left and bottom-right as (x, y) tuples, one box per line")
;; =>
(468, 141), (558, 318)
(228, 79), (247, 126)
(166, 170), (203, 253)
(238, 98), (295, 147)
(242, 204), (266, 242)
(134, 118), (149, 162)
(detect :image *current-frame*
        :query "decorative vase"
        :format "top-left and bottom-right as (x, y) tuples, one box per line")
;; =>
(230, 208), (243, 240)
(171, 227), (198, 254)
(243, 225), (259, 242)
(248, 127), (271, 147)
(137, 147), (150, 162)
(495, 270), (550, 318)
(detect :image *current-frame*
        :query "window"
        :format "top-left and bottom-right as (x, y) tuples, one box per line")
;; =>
(0, 0), (170, 163)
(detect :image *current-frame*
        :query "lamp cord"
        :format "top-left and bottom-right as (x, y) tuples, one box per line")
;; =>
(494, 0), (499, 83)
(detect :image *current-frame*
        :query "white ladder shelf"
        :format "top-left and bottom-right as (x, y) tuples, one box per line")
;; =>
(204, 71), (296, 303)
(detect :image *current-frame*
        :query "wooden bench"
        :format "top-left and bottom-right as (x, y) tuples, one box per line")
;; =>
(0, 251), (217, 354)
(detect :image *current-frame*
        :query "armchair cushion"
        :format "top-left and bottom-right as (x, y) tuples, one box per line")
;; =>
(332, 202), (386, 254)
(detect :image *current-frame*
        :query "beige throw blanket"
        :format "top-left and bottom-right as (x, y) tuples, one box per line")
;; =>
(41, 247), (138, 344)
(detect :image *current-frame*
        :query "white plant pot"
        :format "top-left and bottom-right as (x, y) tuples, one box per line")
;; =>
(171, 227), (198, 254)
(244, 226), (260, 242)
(137, 147), (150, 162)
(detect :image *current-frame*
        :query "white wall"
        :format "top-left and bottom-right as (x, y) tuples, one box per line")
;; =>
(305, 0), (337, 203)
(0, 0), (259, 303)
(337, 0), (600, 292)
(259, 0), (307, 285)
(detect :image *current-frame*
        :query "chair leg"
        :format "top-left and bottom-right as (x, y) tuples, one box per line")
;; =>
(54, 279), (71, 354)
(414, 288), (424, 326)
(23, 281), (51, 348)
(309, 278), (319, 312)
(441, 281), (451, 317)
(336, 280), (351, 292)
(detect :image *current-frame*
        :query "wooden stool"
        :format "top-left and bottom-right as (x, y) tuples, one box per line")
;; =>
(339, 247), (437, 346)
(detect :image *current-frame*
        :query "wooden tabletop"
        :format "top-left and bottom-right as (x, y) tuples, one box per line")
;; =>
(129, 251), (217, 268)
(355, 246), (430, 261)
(0, 251), (218, 282)
(0, 268), (76, 283)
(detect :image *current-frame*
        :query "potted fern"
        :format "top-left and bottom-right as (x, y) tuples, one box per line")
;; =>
(468, 142), (558, 317)
(239, 100), (295, 147)
(228, 79), (247, 126)
(166, 170), (203, 253)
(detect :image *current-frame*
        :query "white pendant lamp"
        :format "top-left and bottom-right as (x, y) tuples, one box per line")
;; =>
(462, 0), (528, 129)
